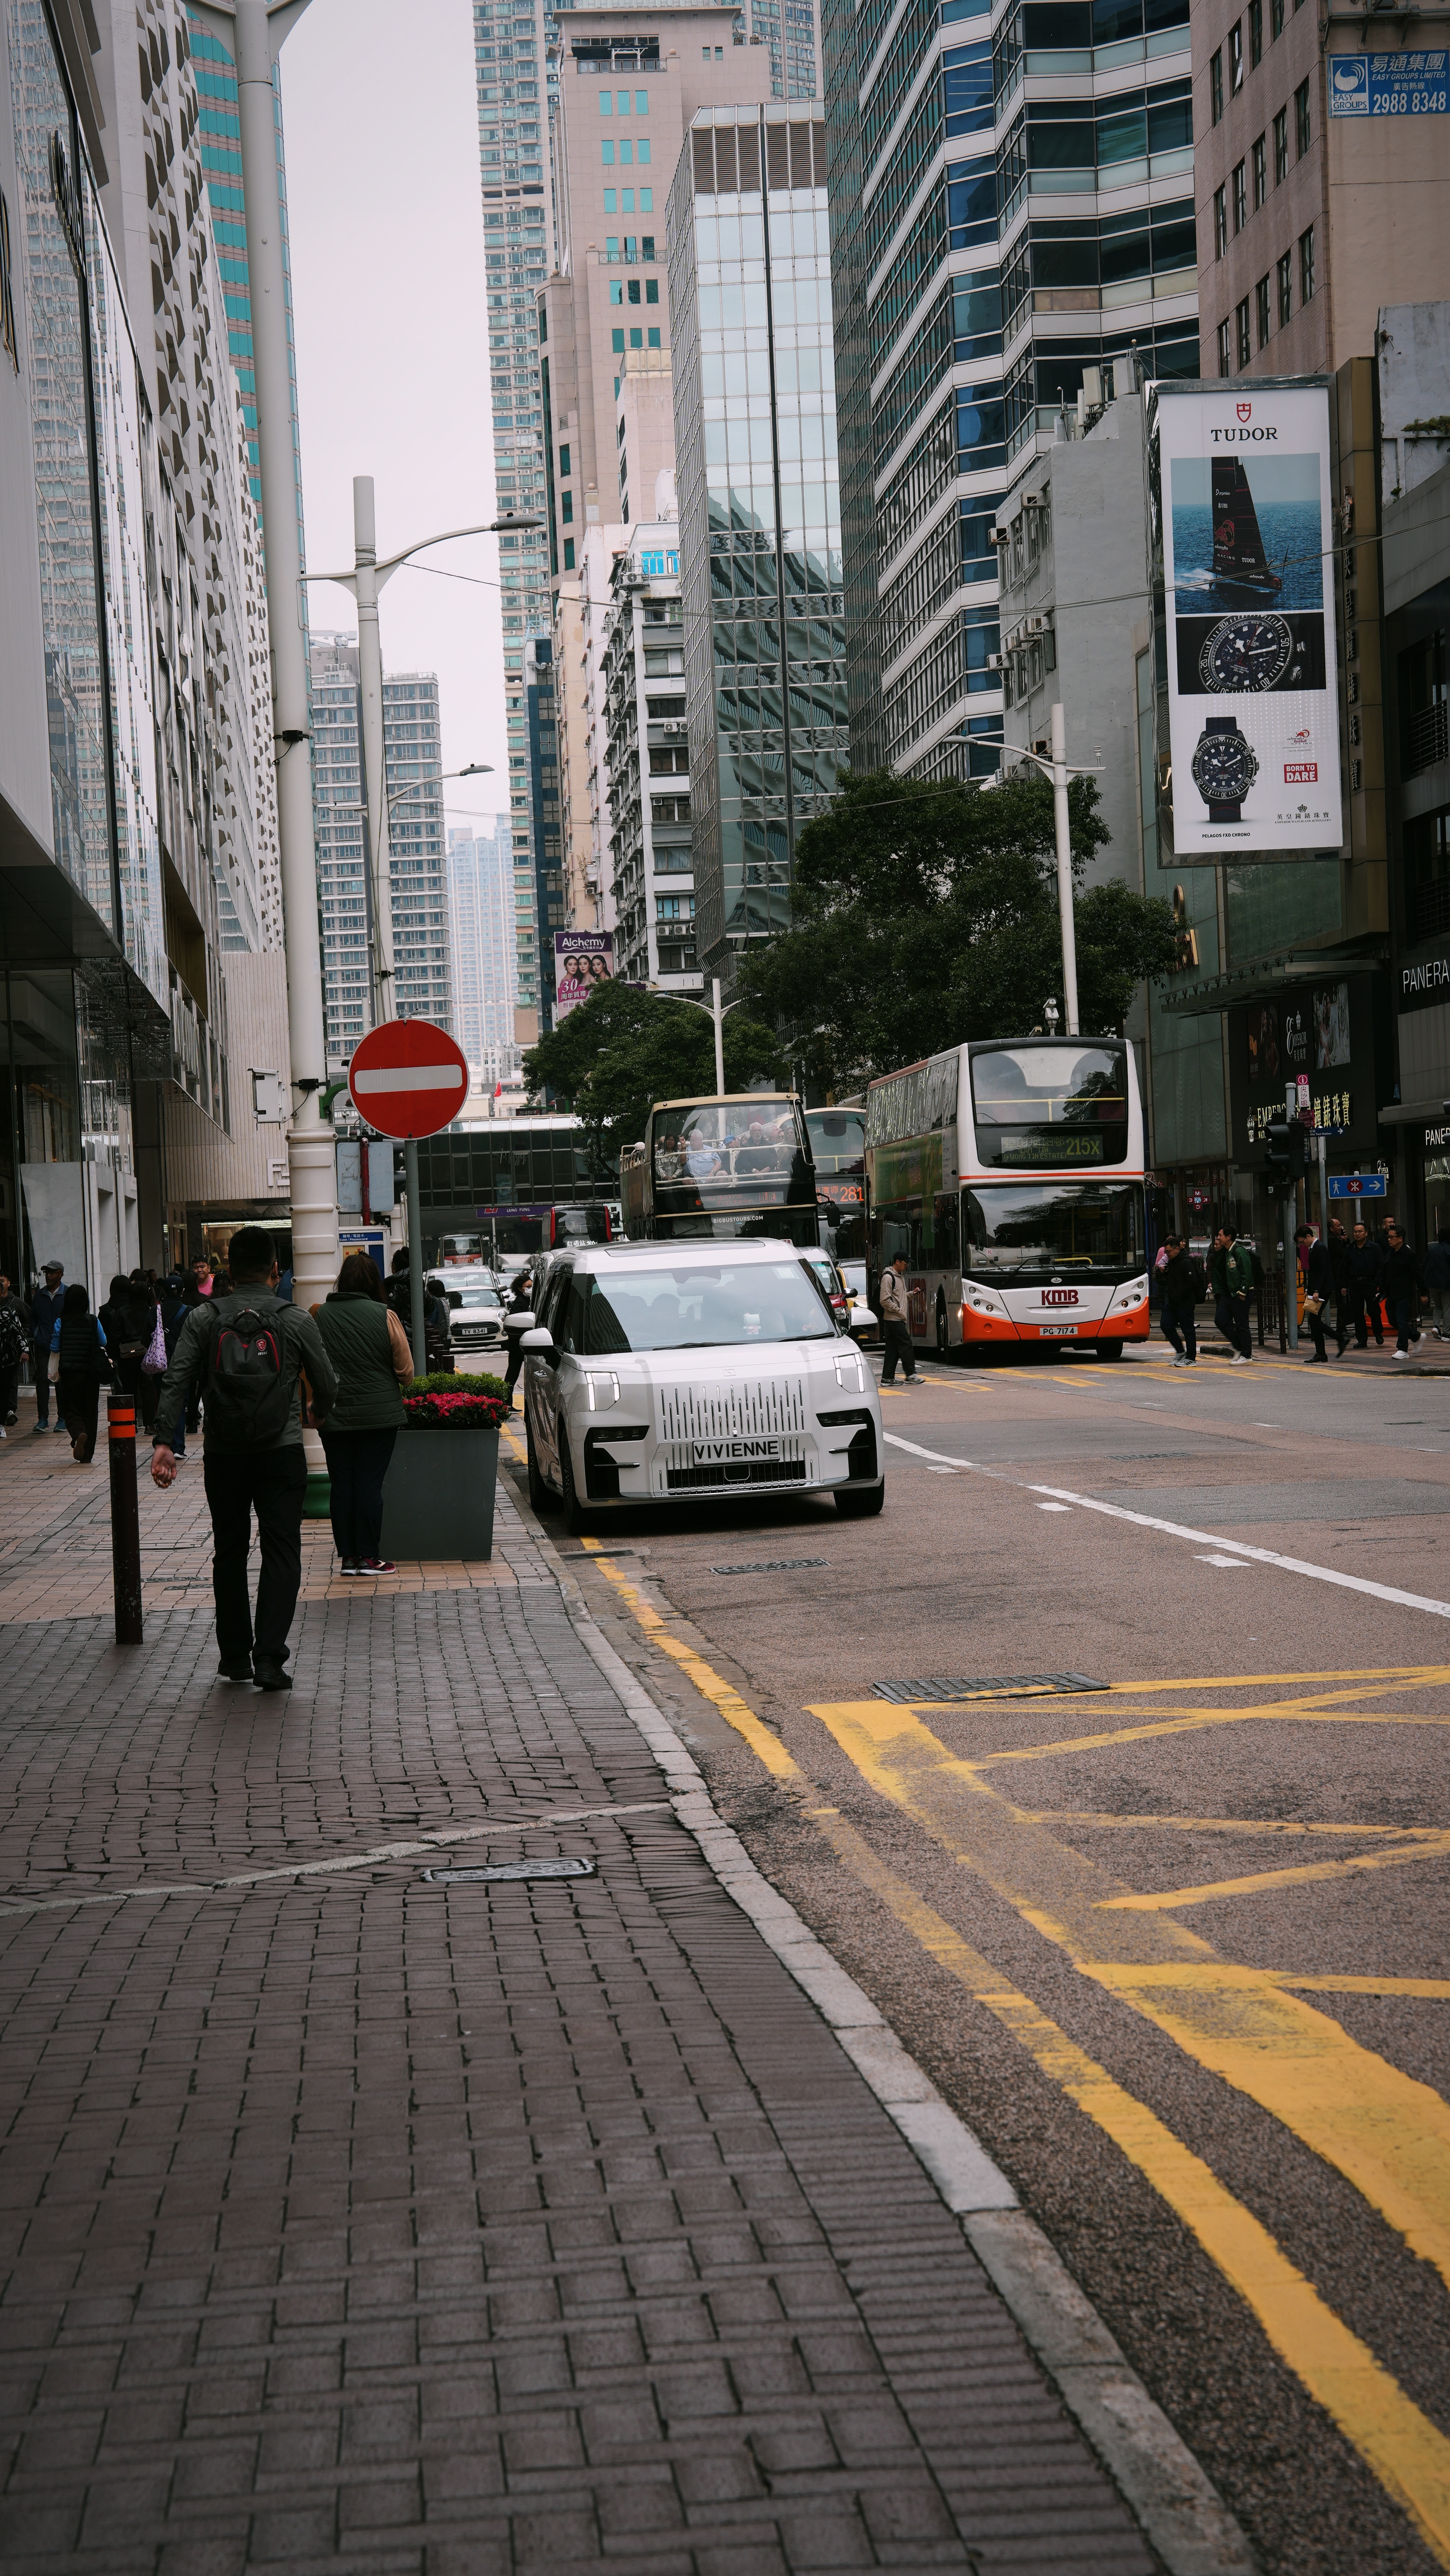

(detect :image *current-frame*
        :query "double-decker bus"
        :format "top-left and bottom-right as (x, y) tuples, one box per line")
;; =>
(865, 1037), (1149, 1356)
(620, 1093), (818, 1247)
(805, 1104), (866, 1267)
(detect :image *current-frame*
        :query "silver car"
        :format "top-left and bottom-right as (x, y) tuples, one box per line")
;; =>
(520, 1238), (885, 1535)
(443, 1275), (507, 1363)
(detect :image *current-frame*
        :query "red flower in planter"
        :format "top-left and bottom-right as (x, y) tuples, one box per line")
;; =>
(402, 1391), (510, 1430)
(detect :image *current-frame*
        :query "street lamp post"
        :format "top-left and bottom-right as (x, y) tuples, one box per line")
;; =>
(654, 976), (738, 1093)
(307, 486), (541, 1029)
(190, 0), (337, 1511)
(1012, 698), (1101, 1039)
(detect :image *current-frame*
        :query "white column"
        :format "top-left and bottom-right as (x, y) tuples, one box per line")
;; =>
(1050, 699), (1080, 1038)
(197, 0), (338, 1332)
(352, 474), (394, 1025)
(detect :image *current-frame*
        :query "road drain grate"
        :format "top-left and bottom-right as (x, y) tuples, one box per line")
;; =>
(422, 1858), (598, 1885)
(711, 1558), (829, 1574)
(875, 1673), (1110, 1703)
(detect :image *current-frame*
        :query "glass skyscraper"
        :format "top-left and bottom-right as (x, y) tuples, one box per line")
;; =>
(667, 104), (849, 977)
(448, 821), (520, 1073)
(310, 640), (453, 1064)
(821, 0), (1196, 783)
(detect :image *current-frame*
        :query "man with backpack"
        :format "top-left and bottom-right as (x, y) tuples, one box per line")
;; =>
(1158, 1236), (1202, 1366)
(1208, 1226), (1255, 1364)
(150, 1226), (337, 1691)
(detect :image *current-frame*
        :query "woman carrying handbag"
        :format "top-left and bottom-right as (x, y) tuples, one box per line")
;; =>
(50, 1285), (113, 1461)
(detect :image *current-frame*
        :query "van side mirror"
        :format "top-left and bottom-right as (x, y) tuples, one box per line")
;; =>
(520, 1327), (554, 1354)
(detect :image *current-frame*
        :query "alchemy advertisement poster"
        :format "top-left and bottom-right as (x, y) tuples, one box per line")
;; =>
(554, 929), (613, 1017)
(1153, 381), (1344, 856)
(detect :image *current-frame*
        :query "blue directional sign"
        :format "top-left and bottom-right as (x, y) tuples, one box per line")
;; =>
(1328, 53), (1449, 117)
(1328, 1173), (1388, 1198)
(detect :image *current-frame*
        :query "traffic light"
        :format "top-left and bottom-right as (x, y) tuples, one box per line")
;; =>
(1289, 1112), (1311, 1178)
(1264, 1118), (1292, 1196)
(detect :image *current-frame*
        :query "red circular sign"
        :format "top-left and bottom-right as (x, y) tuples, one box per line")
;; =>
(347, 1018), (469, 1141)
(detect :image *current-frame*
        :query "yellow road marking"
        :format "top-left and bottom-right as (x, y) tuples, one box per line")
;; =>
(579, 1539), (804, 1785)
(1097, 1835), (1450, 1912)
(944, 1692), (1450, 1771)
(568, 1547), (1450, 2559)
(1104, 1667), (1450, 1692)
(1271, 1975), (1450, 1999)
(1026, 1810), (1440, 1839)
(808, 1807), (1450, 2573)
(808, 1697), (1450, 2295)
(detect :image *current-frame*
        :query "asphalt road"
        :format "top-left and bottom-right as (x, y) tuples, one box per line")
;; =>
(509, 1334), (1450, 2576)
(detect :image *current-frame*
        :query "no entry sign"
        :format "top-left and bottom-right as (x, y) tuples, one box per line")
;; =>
(348, 1018), (468, 1141)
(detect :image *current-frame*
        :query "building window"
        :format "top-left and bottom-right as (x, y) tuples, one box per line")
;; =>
(1217, 317), (1232, 377)
(1299, 222), (1315, 301)
(562, 538), (575, 570)
(561, 490), (573, 523)
(599, 88), (612, 113)
(1232, 160), (1247, 231)
(1252, 132), (1267, 208)
(1229, 21), (1244, 89)
(1277, 248), (1292, 324)
(610, 279), (623, 304)
(1256, 273), (1271, 346)
(1214, 185), (1228, 257)
(627, 277), (640, 303)
(559, 443), (570, 476)
(1249, 0), (1262, 63)
(645, 278), (659, 303)
(1295, 76), (1311, 156)
(602, 140), (614, 164)
(1273, 104), (1288, 181)
(647, 326), (661, 347)
(1210, 47), (1224, 121)
(611, 326), (625, 351)
(1236, 296), (1251, 367)
(1270, 0), (1283, 33)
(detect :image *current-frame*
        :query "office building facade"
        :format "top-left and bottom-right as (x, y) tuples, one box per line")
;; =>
(668, 101), (850, 975)
(822, 0), (1196, 786)
(310, 641), (453, 1066)
(448, 820), (520, 1073)
(602, 529), (699, 986)
(2, 0), (289, 1289)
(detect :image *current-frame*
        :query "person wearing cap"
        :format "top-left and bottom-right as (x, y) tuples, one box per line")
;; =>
(29, 1261), (68, 1434)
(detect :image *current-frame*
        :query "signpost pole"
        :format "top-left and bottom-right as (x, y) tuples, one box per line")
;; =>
(1283, 1082), (1299, 1350)
(711, 979), (725, 1096)
(405, 1137), (426, 1380)
(1317, 1130), (1328, 1237)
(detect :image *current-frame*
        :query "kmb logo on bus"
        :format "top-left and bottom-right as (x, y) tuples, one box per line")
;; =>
(1042, 1288), (1080, 1306)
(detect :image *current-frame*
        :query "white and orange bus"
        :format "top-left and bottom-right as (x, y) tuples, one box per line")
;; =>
(864, 1037), (1150, 1358)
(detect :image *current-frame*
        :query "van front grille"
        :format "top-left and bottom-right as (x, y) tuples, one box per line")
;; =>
(656, 1376), (808, 1442)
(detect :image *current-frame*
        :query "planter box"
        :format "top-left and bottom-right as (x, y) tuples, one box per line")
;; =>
(379, 1425), (498, 1561)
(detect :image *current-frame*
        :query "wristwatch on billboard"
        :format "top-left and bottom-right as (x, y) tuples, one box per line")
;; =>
(1190, 716), (1258, 823)
(1197, 611), (1294, 693)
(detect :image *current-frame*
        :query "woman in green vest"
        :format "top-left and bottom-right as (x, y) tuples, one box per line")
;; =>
(313, 1252), (413, 1574)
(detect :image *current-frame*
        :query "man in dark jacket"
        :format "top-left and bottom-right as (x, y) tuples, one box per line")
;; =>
(1294, 1227), (1336, 1363)
(502, 1270), (536, 1399)
(1325, 1217), (1351, 1354)
(1207, 1228), (1254, 1363)
(29, 1260), (69, 1433)
(1344, 1223), (1385, 1350)
(1382, 1224), (1422, 1357)
(151, 1226), (337, 1690)
(1158, 1237), (1199, 1366)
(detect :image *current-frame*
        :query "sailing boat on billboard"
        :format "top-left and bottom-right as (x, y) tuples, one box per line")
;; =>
(1211, 457), (1285, 601)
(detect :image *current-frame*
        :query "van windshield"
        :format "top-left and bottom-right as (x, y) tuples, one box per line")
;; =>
(561, 1262), (836, 1353)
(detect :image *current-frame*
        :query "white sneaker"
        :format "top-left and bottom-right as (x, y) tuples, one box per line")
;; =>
(1171, 1354), (1188, 1367)
(1393, 1348), (1408, 1359)
(1231, 1353), (1251, 1366)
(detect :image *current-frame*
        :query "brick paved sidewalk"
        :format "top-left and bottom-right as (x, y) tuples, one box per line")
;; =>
(0, 1417), (1158, 2573)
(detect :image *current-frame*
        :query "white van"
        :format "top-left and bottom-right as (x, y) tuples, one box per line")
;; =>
(518, 1239), (884, 1534)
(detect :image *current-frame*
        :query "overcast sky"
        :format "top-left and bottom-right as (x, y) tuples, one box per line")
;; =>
(281, 0), (509, 841)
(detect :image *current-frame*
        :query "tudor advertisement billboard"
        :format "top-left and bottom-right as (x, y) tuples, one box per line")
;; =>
(1151, 381), (1344, 858)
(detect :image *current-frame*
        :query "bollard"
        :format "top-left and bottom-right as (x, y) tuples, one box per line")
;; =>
(107, 1392), (143, 1645)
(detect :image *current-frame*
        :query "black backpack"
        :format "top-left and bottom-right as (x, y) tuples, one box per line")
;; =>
(204, 1305), (294, 1447)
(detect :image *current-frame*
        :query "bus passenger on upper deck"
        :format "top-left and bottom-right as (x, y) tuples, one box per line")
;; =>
(654, 1134), (686, 1180)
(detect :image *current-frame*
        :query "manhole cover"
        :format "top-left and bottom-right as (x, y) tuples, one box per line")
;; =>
(422, 1857), (597, 1884)
(875, 1673), (1110, 1703)
(711, 1558), (829, 1574)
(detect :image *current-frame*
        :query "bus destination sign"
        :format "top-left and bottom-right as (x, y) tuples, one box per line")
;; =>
(996, 1132), (1106, 1166)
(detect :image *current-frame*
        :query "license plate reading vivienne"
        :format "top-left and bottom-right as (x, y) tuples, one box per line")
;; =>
(692, 1437), (783, 1461)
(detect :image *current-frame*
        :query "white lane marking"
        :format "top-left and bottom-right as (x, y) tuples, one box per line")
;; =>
(1197, 1553), (1249, 1570)
(926, 1464), (958, 1474)
(0, 1799), (672, 1920)
(1037, 1502), (1072, 1513)
(882, 1431), (1450, 1621)
(1028, 1482), (1450, 1620)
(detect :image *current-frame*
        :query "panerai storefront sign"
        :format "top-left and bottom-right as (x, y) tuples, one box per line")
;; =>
(1400, 941), (1450, 1013)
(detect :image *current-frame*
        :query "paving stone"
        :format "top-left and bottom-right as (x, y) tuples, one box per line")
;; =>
(0, 1457), (1156, 2575)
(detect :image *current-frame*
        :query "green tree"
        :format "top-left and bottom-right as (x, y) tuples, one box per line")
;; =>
(523, 979), (779, 1170)
(738, 766), (1178, 1095)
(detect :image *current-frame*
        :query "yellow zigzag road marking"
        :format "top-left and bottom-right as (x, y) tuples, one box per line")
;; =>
(808, 1698), (1450, 2301)
(1097, 1835), (1450, 1912)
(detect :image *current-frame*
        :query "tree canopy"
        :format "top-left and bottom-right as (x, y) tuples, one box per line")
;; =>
(735, 766), (1179, 1097)
(523, 978), (780, 1172)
